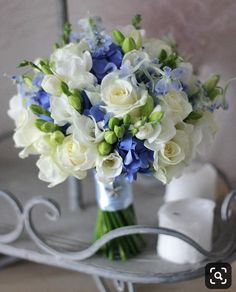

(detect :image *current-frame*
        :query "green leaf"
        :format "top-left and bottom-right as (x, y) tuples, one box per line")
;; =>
(132, 14), (142, 29)
(17, 60), (30, 68)
(203, 75), (220, 92)
(158, 49), (167, 63)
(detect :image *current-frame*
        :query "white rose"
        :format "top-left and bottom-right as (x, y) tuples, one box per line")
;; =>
(154, 128), (194, 184)
(143, 38), (172, 59)
(70, 112), (104, 144)
(96, 151), (123, 183)
(41, 75), (61, 96)
(50, 94), (74, 126)
(56, 135), (97, 177)
(101, 72), (148, 117)
(8, 94), (28, 128)
(159, 91), (192, 124)
(51, 43), (95, 89)
(36, 155), (68, 187)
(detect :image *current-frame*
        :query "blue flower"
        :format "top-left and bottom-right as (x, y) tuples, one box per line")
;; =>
(116, 135), (154, 182)
(91, 43), (123, 83)
(155, 66), (184, 95)
(32, 89), (51, 110)
(82, 91), (105, 122)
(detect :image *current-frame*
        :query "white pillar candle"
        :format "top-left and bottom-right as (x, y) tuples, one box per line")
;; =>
(157, 198), (216, 264)
(165, 163), (217, 202)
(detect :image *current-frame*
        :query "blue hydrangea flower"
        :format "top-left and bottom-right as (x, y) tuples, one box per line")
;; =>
(155, 66), (184, 95)
(91, 43), (123, 83)
(82, 91), (105, 122)
(116, 135), (154, 182)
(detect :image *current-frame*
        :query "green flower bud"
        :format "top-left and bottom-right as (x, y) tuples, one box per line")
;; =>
(70, 88), (82, 97)
(61, 81), (70, 95)
(41, 122), (58, 133)
(203, 74), (220, 92)
(23, 75), (33, 87)
(186, 111), (203, 121)
(131, 127), (138, 136)
(122, 37), (136, 53)
(112, 29), (125, 45)
(104, 131), (117, 145)
(98, 141), (113, 156)
(108, 117), (121, 130)
(114, 125), (125, 139)
(39, 60), (53, 75)
(30, 104), (51, 117)
(50, 131), (64, 145)
(149, 111), (164, 123)
(68, 95), (82, 112)
(140, 95), (154, 117)
(123, 114), (131, 125)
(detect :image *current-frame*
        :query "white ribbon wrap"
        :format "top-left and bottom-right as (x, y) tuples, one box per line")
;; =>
(95, 175), (133, 212)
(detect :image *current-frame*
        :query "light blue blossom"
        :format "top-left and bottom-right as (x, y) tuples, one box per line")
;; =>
(155, 66), (185, 95)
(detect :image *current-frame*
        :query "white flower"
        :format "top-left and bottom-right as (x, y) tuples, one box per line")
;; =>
(118, 25), (145, 48)
(153, 127), (194, 184)
(12, 110), (45, 158)
(36, 155), (68, 187)
(159, 91), (192, 124)
(41, 75), (61, 96)
(56, 135), (97, 176)
(50, 94), (74, 126)
(193, 111), (218, 156)
(101, 72), (148, 117)
(70, 112), (104, 144)
(143, 38), (172, 59)
(96, 151), (123, 183)
(8, 94), (28, 128)
(50, 43), (95, 89)
(122, 50), (150, 71)
(144, 115), (176, 150)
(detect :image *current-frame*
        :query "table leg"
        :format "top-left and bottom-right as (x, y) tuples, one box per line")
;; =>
(93, 275), (111, 292)
(68, 177), (83, 212)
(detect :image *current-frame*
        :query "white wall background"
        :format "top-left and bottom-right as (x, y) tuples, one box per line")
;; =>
(1, 0), (236, 178)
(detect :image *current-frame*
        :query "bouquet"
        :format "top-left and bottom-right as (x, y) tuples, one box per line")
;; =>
(8, 15), (228, 260)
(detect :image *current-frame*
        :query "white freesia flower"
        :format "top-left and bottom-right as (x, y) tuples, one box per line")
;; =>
(122, 50), (150, 71)
(12, 110), (45, 158)
(41, 75), (61, 96)
(50, 93), (74, 126)
(57, 135), (97, 176)
(145, 115), (176, 150)
(96, 151), (123, 183)
(70, 111), (104, 144)
(101, 72), (148, 117)
(50, 43), (95, 89)
(8, 94), (28, 128)
(143, 38), (172, 59)
(36, 155), (68, 187)
(159, 91), (192, 125)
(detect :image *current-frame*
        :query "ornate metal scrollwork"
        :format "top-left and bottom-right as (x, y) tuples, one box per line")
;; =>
(0, 190), (24, 243)
(0, 166), (235, 263)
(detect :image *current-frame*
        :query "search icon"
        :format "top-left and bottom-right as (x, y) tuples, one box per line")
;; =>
(214, 271), (223, 281)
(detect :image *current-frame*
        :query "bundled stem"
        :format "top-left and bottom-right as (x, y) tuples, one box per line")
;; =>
(94, 204), (145, 260)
